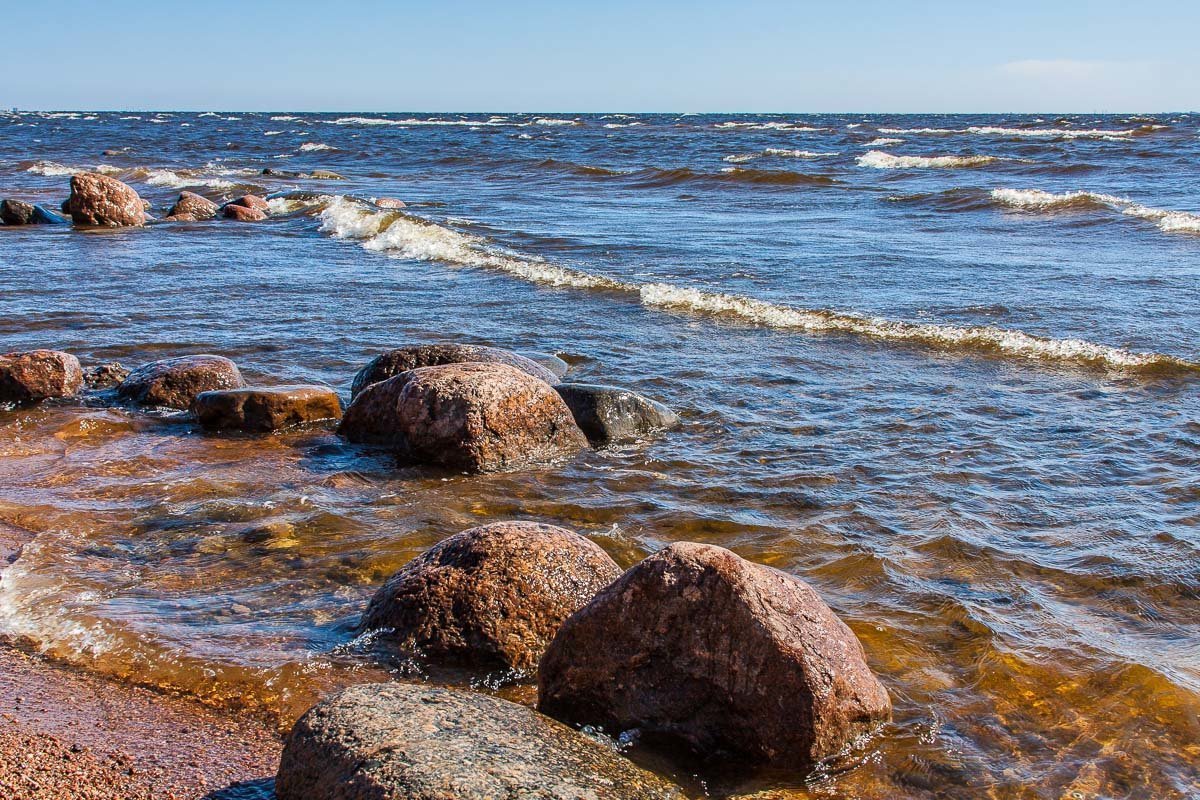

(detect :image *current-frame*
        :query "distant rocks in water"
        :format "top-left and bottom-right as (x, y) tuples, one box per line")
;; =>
(350, 343), (559, 398)
(62, 172), (147, 227)
(82, 361), (130, 390)
(361, 521), (622, 673)
(164, 191), (219, 222)
(192, 385), (342, 432)
(117, 355), (245, 409)
(261, 168), (345, 180)
(1, 199), (68, 225)
(339, 362), (587, 473)
(555, 383), (679, 444)
(308, 169), (344, 181)
(276, 683), (682, 800)
(539, 541), (891, 772)
(0, 350), (83, 405)
(374, 197), (406, 209)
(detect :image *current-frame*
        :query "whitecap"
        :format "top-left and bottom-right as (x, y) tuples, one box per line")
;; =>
(991, 188), (1200, 234)
(857, 151), (997, 169)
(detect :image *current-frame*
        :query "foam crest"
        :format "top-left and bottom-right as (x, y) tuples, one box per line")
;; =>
(25, 160), (121, 177)
(299, 142), (336, 152)
(858, 151), (998, 169)
(991, 189), (1200, 234)
(724, 149), (839, 163)
(878, 126), (1141, 140)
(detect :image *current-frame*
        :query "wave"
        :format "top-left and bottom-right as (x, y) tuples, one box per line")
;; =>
(714, 121), (829, 132)
(991, 189), (1200, 234)
(24, 160), (121, 177)
(626, 166), (840, 189)
(286, 193), (1198, 376)
(865, 137), (903, 147)
(299, 142), (336, 152)
(878, 126), (1151, 140)
(723, 149), (839, 164)
(857, 151), (998, 169)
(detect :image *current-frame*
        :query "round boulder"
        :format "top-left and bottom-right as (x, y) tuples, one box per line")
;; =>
(555, 383), (679, 444)
(361, 521), (621, 673)
(276, 683), (682, 800)
(538, 542), (891, 772)
(350, 344), (559, 398)
(117, 355), (245, 409)
(338, 362), (587, 473)
(222, 203), (267, 222)
(63, 172), (146, 226)
(0, 350), (83, 405)
(192, 385), (342, 432)
(228, 194), (270, 211)
(165, 190), (219, 222)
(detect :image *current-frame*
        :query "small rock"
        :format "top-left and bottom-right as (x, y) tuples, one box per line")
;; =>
(276, 683), (682, 800)
(117, 355), (245, 409)
(555, 383), (679, 444)
(228, 195), (269, 212)
(82, 362), (130, 390)
(192, 385), (342, 432)
(222, 204), (267, 222)
(1, 199), (35, 225)
(164, 191), (219, 222)
(538, 541), (891, 772)
(0, 350), (84, 405)
(63, 172), (147, 226)
(374, 197), (406, 208)
(361, 521), (621, 672)
(351, 343), (558, 398)
(338, 362), (587, 473)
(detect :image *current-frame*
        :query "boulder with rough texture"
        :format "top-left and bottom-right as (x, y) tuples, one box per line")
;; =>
(1, 199), (35, 225)
(117, 355), (245, 409)
(361, 521), (621, 672)
(82, 362), (130, 390)
(539, 542), (891, 771)
(339, 362), (587, 473)
(0, 350), (83, 405)
(555, 383), (679, 444)
(276, 683), (682, 800)
(351, 343), (558, 398)
(63, 173), (146, 226)
(222, 203), (267, 222)
(228, 194), (269, 211)
(192, 385), (342, 432)
(164, 191), (219, 222)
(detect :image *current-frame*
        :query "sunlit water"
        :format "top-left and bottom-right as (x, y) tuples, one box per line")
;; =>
(1, 112), (1198, 798)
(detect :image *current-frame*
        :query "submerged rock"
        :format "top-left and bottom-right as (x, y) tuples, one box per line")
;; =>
(192, 385), (342, 432)
(63, 172), (146, 226)
(361, 521), (622, 673)
(276, 683), (681, 800)
(82, 362), (130, 390)
(165, 191), (219, 222)
(350, 343), (559, 398)
(555, 383), (679, 444)
(539, 541), (891, 772)
(0, 350), (83, 405)
(222, 203), (267, 221)
(117, 355), (245, 409)
(338, 362), (587, 473)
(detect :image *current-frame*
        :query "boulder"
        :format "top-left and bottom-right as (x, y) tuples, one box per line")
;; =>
(361, 521), (621, 673)
(227, 194), (269, 211)
(374, 197), (406, 209)
(538, 542), (891, 771)
(117, 355), (245, 409)
(63, 172), (146, 226)
(0, 350), (83, 405)
(222, 203), (267, 221)
(164, 191), (219, 222)
(338, 362), (587, 473)
(555, 383), (679, 444)
(192, 385), (342, 432)
(276, 683), (681, 800)
(0, 199), (35, 225)
(351, 344), (558, 398)
(82, 362), (130, 390)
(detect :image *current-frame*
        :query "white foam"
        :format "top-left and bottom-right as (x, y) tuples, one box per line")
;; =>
(865, 137), (903, 146)
(858, 151), (997, 169)
(724, 149), (838, 163)
(26, 161), (121, 176)
(141, 168), (236, 189)
(299, 142), (336, 152)
(533, 117), (579, 126)
(270, 115), (302, 121)
(878, 126), (1139, 139)
(991, 188), (1200, 234)
(263, 130), (284, 136)
(714, 121), (827, 132)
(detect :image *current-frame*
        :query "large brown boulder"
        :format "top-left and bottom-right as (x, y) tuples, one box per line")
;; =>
(117, 355), (245, 409)
(338, 362), (587, 473)
(0, 350), (83, 405)
(350, 344), (558, 398)
(63, 173), (146, 226)
(192, 385), (342, 432)
(276, 683), (682, 800)
(538, 542), (891, 772)
(164, 191), (219, 222)
(361, 521), (621, 673)
(222, 203), (267, 222)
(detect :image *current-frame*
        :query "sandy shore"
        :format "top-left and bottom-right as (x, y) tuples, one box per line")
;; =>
(1, 523), (282, 799)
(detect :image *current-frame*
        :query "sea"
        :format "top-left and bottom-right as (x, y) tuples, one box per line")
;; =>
(0, 111), (1197, 798)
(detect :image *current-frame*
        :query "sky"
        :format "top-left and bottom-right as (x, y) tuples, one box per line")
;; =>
(4, 0), (1197, 112)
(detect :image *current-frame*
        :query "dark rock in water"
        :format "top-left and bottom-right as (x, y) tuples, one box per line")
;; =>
(276, 683), (682, 800)
(63, 172), (146, 226)
(222, 203), (267, 222)
(30, 205), (69, 224)
(1, 199), (35, 225)
(338, 362), (587, 473)
(227, 194), (270, 212)
(361, 521), (621, 673)
(539, 541), (892, 772)
(165, 191), (218, 222)
(555, 383), (679, 444)
(82, 362), (129, 390)
(351, 343), (559, 398)
(374, 197), (406, 208)
(117, 355), (245, 409)
(0, 350), (83, 405)
(192, 385), (342, 432)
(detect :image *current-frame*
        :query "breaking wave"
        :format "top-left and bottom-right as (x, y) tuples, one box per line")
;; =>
(299, 142), (336, 152)
(878, 126), (1157, 140)
(991, 189), (1200, 234)
(723, 149), (839, 164)
(857, 151), (998, 169)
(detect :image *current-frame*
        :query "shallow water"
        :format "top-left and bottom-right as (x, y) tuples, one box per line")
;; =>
(1, 111), (1198, 798)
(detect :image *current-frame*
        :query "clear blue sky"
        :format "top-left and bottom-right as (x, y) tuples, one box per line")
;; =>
(5, 0), (1196, 112)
